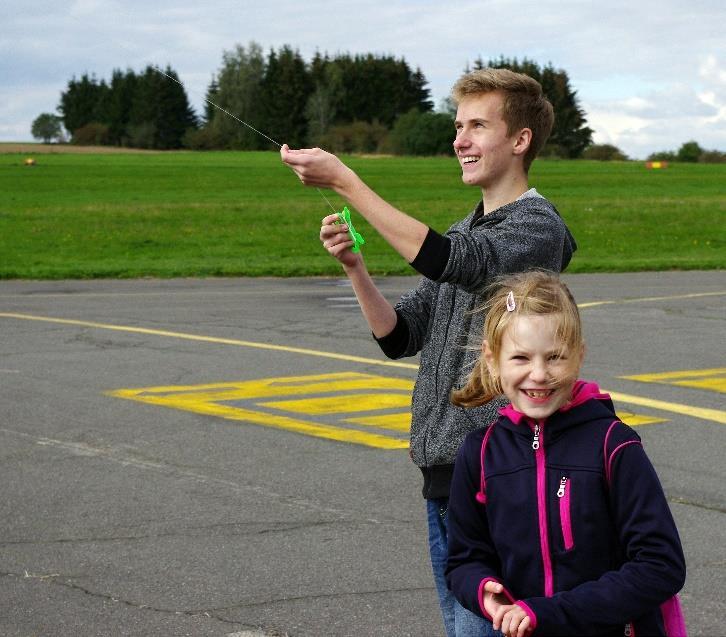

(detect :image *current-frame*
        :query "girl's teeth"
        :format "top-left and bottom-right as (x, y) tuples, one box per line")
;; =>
(526, 390), (551, 398)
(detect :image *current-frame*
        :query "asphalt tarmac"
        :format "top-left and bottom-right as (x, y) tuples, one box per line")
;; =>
(1, 271), (724, 637)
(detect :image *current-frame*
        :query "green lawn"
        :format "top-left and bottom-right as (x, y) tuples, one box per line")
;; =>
(1, 149), (724, 278)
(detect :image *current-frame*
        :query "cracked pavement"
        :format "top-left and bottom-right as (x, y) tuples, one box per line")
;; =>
(1, 273), (724, 636)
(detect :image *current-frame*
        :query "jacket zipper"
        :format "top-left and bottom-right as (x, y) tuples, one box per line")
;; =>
(532, 419), (554, 596)
(557, 476), (574, 550)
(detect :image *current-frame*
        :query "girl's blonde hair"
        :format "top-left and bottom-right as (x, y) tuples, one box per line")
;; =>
(451, 270), (583, 408)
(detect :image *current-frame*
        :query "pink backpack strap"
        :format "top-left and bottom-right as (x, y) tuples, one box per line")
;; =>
(475, 423), (497, 504)
(603, 420), (642, 486)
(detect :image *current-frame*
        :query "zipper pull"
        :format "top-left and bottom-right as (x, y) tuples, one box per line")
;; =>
(624, 623), (633, 637)
(532, 424), (540, 451)
(557, 477), (567, 498)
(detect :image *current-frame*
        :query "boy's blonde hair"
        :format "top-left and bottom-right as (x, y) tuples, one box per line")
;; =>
(452, 68), (554, 171)
(451, 271), (582, 408)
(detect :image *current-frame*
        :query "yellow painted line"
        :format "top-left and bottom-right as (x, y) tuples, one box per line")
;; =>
(617, 411), (668, 427)
(672, 378), (726, 392)
(344, 413), (411, 432)
(622, 368), (726, 394)
(0, 313), (419, 370)
(577, 290), (725, 309)
(606, 390), (726, 425)
(108, 373), (413, 449)
(5, 312), (725, 426)
(107, 387), (408, 450)
(116, 373), (414, 402)
(623, 368), (726, 381)
(259, 393), (412, 415)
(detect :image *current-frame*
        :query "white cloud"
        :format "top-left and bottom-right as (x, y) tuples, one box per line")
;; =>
(1, 0), (724, 157)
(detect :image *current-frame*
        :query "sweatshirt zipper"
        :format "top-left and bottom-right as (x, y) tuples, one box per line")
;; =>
(532, 419), (554, 597)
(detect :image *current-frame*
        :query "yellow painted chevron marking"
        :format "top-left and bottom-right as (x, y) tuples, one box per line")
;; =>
(622, 368), (726, 394)
(617, 411), (668, 427)
(108, 372), (412, 449)
(344, 413), (412, 433)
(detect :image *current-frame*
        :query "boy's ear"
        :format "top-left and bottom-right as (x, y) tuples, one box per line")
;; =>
(512, 128), (532, 156)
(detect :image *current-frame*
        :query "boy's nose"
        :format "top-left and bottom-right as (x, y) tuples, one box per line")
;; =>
(453, 134), (470, 151)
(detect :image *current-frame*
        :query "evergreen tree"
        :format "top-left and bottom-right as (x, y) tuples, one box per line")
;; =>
(58, 74), (106, 133)
(204, 75), (220, 124)
(104, 69), (137, 145)
(259, 46), (312, 148)
(127, 66), (197, 149)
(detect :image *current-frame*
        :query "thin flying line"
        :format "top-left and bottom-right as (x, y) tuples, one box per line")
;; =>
(154, 65), (338, 214)
(152, 66), (282, 148)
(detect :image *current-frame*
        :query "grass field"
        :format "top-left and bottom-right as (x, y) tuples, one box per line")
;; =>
(1, 145), (724, 278)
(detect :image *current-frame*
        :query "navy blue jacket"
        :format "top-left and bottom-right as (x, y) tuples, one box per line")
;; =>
(446, 381), (687, 636)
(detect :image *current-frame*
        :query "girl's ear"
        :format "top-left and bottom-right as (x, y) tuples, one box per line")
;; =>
(483, 340), (497, 375)
(578, 342), (586, 367)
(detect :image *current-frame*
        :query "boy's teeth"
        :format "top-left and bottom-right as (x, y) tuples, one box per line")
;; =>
(462, 156), (480, 164)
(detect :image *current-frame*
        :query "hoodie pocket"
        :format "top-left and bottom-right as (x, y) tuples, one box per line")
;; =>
(557, 476), (574, 550)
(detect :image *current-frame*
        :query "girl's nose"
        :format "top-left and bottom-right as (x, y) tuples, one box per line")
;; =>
(529, 360), (548, 383)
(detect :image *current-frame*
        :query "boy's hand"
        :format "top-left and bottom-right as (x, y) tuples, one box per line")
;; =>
(280, 144), (352, 191)
(492, 604), (531, 637)
(320, 213), (361, 267)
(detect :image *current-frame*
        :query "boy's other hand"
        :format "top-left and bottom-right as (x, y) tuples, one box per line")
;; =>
(320, 213), (361, 268)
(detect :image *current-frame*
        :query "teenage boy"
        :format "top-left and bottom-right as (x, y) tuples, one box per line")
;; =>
(281, 68), (576, 637)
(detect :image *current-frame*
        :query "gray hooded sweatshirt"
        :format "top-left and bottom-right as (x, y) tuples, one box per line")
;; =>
(375, 191), (576, 498)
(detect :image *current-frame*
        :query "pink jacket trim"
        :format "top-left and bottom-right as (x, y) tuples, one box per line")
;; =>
(477, 577), (515, 620)
(515, 600), (538, 632)
(661, 594), (688, 636)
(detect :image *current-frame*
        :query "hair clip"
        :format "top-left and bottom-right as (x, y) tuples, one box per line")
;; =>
(506, 291), (516, 312)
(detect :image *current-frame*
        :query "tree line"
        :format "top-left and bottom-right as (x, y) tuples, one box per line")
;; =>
(34, 45), (600, 158)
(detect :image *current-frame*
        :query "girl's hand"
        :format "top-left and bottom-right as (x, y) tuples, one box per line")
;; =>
(481, 580), (508, 619)
(320, 213), (361, 268)
(493, 604), (531, 637)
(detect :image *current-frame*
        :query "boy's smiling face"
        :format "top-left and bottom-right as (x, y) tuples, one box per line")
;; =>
(453, 91), (522, 190)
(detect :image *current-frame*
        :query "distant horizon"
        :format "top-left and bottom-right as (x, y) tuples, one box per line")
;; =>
(3, 1), (724, 160)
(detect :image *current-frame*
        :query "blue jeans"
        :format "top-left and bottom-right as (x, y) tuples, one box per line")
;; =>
(427, 497), (500, 637)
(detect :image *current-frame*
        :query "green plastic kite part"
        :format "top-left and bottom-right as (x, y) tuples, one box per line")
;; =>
(336, 206), (365, 253)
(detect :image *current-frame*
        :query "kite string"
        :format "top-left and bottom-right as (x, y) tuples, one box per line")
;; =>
(154, 65), (338, 213)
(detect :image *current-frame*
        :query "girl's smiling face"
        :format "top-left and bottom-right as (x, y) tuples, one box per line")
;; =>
(485, 314), (584, 420)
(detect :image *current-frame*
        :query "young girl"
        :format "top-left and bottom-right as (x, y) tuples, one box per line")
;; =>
(445, 271), (687, 637)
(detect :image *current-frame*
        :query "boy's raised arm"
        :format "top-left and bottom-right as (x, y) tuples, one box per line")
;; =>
(281, 144), (429, 263)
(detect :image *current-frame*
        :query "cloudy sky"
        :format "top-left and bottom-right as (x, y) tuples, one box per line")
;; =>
(2, 0), (724, 159)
